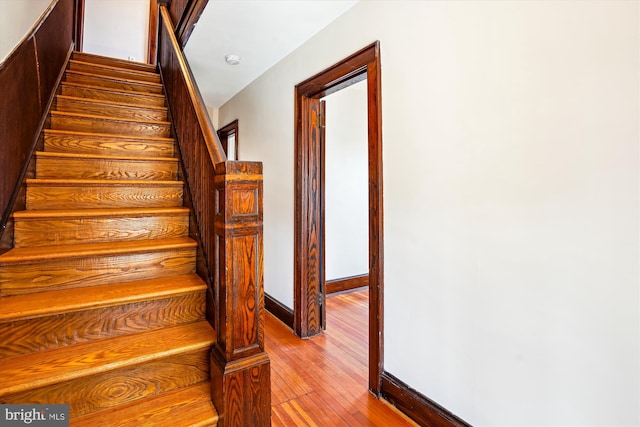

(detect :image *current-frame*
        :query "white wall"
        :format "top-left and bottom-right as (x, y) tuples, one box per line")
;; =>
(218, 1), (639, 425)
(83, 0), (149, 62)
(324, 80), (369, 281)
(208, 106), (219, 130)
(0, 0), (53, 62)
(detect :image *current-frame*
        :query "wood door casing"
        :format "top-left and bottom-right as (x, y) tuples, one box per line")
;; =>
(294, 41), (383, 394)
(319, 99), (326, 330)
(295, 97), (324, 337)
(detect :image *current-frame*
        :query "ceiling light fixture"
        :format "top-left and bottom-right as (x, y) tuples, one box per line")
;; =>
(225, 54), (241, 65)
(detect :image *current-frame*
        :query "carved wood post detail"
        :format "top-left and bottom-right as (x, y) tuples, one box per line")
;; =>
(210, 161), (271, 427)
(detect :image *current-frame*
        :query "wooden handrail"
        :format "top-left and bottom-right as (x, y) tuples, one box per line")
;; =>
(156, 4), (271, 426)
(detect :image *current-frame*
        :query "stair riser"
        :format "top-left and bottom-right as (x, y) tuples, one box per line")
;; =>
(71, 52), (156, 74)
(60, 84), (166, 107)
(51, 114), (171, 138)
(0, 350), (210, 417)
(68, 62), (161, 84)
(0, 292), (205, 357)
(0, 247), (196, 296)
(15, 214), (189, 247)
(65, 72), (163, 94)
(56, 97), (168, 121)
(71, 382), (218, 427)
(26, 184), (183, 210)
(36, 157), (178, 181)
(44, 131), (174, 157)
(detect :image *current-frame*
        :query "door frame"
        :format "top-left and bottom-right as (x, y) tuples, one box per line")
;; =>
(293, 41), (384, 394)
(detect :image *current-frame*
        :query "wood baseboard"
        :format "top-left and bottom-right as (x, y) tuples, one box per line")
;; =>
(265, 293), (294, 329)
(380, 371), (470, 427)
(326, 274), (368, 295)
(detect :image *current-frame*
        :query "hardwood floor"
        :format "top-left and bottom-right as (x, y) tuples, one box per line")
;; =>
(266, 290), (417, 426)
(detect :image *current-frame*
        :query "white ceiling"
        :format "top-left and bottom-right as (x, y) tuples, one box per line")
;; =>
(184, 0), (358, 109)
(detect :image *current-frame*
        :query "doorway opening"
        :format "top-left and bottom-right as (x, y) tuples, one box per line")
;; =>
(293, 41), (383, 394)
(323, 80), (369, 297)
(218, 119), (239, 160)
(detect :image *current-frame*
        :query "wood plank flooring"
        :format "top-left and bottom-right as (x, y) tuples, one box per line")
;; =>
(266, 290), (417, 426)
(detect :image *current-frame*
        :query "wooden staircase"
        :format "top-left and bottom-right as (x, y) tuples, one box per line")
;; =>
(0, 52), (219, 426)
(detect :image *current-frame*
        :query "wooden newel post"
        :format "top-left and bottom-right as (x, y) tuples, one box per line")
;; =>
(211, 161), (271, 427)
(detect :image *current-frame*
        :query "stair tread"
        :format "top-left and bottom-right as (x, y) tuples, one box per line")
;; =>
(69, 59), (161, 80)
(0, 274), (206, 323)
(44, 128), (174, 142)
(65, 70), (164, 89)
(51, 110), (171, 126)
(13, 207), (189, 220)
(72, 51), (156, 72)
(71, 382), (218, 427)
(57, 94), (168, 111)
(2, 51), (220, 422)
(35, 151), (178, 163)
(61, 82), (166, 100)
(0, 237), (196, 265)
(0, 321), (215, 396)
(26, 178), (182, 186)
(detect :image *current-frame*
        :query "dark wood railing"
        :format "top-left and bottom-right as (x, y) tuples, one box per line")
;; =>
(156, 4), (271, 426)
(0, 0), (78, 250)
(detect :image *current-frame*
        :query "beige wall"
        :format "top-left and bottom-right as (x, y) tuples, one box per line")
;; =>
(0, 0), (53, 62)
(324, 79), (368, 281)
(83, 0), (149, 62)
(221, 1), (639, 425)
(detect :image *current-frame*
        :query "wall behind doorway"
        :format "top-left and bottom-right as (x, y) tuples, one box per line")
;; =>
(83, 0), (149, 62)
(323, 79), (368, 281)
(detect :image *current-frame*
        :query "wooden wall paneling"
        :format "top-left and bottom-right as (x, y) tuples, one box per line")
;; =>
(35, 0), (74, 109)
(0, 0), (75, 249)
(169, 0), (189, 29)
(0, 40), (40, 249)
(176, 0), (209, 47)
